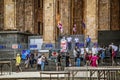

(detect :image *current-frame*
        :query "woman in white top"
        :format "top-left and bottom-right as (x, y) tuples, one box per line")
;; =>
(41, 54), (46, 71)
(37, 56), (42, 70)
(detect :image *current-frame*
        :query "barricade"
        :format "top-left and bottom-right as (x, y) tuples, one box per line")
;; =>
(40, 71), (70, 80)
(65, 66), (120, 80)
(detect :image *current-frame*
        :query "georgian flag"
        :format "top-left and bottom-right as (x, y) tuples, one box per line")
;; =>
(73, 24), (76, 32)
(58, 22), (63, 33)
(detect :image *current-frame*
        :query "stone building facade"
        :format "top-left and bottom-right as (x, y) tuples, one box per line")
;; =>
(0, 0), (120, 43)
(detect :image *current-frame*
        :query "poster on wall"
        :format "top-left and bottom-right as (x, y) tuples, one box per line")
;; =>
(29, 39), (43, 50)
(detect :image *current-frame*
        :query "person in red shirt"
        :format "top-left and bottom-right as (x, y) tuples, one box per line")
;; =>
(90, 54), (99, 67)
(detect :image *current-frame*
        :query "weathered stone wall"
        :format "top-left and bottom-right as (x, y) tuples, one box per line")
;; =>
(16, 0), (25, 31)
(1, 0), (120, 43)
(84, 0), (98, 42)
(0, 0), (4, 30)
(110, 0), (120, 30)
(71, 0), (84, 34)
(44, 0), (55, 43)
(60, 0), (70, 34)
(98, 0), (110, 30)
(4, 0), (34, 33)
(4, 0), (16, 30)
(34, 0), (43, 34)
(24, 0), (34, 33)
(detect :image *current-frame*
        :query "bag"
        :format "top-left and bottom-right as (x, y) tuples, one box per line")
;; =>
(45, 60), (48, 65)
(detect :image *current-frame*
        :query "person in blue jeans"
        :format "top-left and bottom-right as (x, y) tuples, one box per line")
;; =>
(76, 54), (81, 67)
(100, 48), (105, 63)
(41, 54), (45, 71)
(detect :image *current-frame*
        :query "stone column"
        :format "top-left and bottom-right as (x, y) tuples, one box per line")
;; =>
(25, 0), (34, 33)
(43, 0), (55, 43)
(84, 0), (98, 42)
(4, 0), (16, 30)
(98, 0), (110, 30)
(0, 0), (4, 30)
(16, 0), (25, 31)
(60, 0), (70, 35)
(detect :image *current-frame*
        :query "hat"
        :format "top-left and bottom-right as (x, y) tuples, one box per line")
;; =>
(17, 54), (20, 56)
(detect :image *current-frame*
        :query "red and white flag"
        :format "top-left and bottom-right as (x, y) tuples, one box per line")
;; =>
(73, 24), (76, 32)
(58, 22), (63, 33)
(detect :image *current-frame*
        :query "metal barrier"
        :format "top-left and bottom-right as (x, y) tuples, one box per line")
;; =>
(65, 66), (120, 80)
(40, 71), (70, 80)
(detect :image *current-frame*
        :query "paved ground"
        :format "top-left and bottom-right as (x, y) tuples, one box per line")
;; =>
(0, 71), (95, 79)
(0, 67), (120, 80)
(0, 72), (40, 79)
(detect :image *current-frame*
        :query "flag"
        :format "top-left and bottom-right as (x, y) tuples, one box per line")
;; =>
(58, 22), (63, 33)
(81, 21), (86, 29)
(73, 24), (76, 32)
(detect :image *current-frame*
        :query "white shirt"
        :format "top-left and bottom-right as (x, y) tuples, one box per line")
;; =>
(74, 38), (79, 42)
(73, 49), (77, 57)
(110, 45), (118, 51)
(67, 37), (72, 42)
(37, 58), (42, 64)
(92, 47), (98, 55)
(81, 48), (89, 54)
(85, 48), (89, 53)
(81, 48), (84, 54)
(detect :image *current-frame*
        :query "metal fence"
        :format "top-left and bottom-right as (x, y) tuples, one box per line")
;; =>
(65, 66), (120, 80)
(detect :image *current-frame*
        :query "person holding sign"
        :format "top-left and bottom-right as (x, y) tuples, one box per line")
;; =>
(60, 37), (67, 52)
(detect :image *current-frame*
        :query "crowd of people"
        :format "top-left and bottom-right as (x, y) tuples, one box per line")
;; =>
(58, 35), (119, 69)
(72, 43), (119, 68)
(15, 52), (48, 72)
(15, 35), (119, 72)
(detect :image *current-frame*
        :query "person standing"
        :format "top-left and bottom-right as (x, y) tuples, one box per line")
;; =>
(109, 43), (118, 65)
(86, 35), (91, 48)
(66, 36), (72, 51)
(29, 53), (35, 68)
(65, 53), (71, 67)
(74, 36), (79, 48)
(73, 47), (78, 66)
(41, 54), (46, 71)
(90, 54), (99, 67)
(92, 45), (98, 55)
(16, 53), (22, 72)
(60, 37), (67, 52)
(76, 54), (82, 67)
(24, 54), (30, 68)
(56, 53), (62, 71)
(37, 56), (42, 70)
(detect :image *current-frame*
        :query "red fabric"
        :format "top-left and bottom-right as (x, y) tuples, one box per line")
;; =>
(90, 55), (98, 67)
(112, 50), (115, 58)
